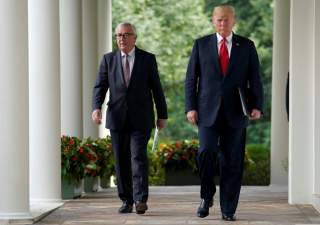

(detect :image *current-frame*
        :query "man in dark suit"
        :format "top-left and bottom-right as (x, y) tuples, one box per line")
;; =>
(185, 5), (263, 221)
(92, 22), (168, 215)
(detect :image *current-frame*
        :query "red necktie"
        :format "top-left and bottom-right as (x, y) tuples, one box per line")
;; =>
(219, 38), (229, 75)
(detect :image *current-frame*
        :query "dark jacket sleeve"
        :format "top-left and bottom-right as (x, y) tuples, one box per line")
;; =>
(92, 55), (109, 111)
(185, 40), (199, 113)
(247, 41), (264, 112)
(149, 54), (168, 119)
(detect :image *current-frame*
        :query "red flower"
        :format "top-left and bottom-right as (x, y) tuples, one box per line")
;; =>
(166, 152), (173, 160)
(175, 141), (182, 149)
(181, 155), (187, 160)
(69, 139), (75, 146)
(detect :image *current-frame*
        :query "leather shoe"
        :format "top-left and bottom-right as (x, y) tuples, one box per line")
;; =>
(222, 213), (236, 221)
(197, 199), (213, 218)
(118, 201), (133, 213)
(135, 201), (148, 214)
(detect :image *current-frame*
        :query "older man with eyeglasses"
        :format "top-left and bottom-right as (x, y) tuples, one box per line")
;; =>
(92, 22), (168, 215)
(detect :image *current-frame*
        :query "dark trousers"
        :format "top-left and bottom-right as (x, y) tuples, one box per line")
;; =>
(198, 106), (246, 215)
(110, 128), (151, 204)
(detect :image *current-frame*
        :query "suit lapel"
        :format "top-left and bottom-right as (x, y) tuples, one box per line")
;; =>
(227, 34), (240, 76)
(116, 50), (127, 87)
(211, 34), (221, 76)
(128, 46), (140, 87)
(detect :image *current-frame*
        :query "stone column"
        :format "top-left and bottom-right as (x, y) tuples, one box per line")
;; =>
(0, 0), (31, 218)
(97, 0), (112, 138)
(29, 0), (61, 202)
(289, 0), (314, 203)
(313, 0), (320, 212)
(82, 0), (99, 138)
(60, 0), (83, 137)
(270, 0), (290, 185)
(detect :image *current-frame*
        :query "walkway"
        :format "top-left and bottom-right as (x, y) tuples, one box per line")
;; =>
(34, 186), (320, 225)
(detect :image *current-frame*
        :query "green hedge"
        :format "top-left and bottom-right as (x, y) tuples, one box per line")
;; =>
(148, 142), (270, 186)
(242, 144), (270, 185)
(61, 136), (269, 186)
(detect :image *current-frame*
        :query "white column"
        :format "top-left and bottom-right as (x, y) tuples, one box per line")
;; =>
(289, 0), (314, 203)
(313, 0), (320, 212)
(60, 0), (83, 137)
(82, 0), (99, 138)
(97, 0), (112, 138)
(29, 0), (61, 202)
(0, 0), (31, 218)
(270, 0), (290, 185)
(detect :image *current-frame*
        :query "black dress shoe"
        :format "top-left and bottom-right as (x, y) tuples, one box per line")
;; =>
(197, 199), (213, 218)
(135, 201), (148, 214)
(222, 213), (236, 221)
(118, 202), (133, 213)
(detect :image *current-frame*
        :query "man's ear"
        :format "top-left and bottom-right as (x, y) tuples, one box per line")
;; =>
(211, 16), (215, 24)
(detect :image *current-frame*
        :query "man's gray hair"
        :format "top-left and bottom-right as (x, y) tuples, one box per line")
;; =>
(115, 22), (137, 36)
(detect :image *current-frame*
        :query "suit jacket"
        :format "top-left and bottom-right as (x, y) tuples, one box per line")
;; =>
(185, 33), (264, 128)
(93, 46), (168, 131)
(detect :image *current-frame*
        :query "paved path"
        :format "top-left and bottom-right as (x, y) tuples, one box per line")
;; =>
(35, 186), (320, 225)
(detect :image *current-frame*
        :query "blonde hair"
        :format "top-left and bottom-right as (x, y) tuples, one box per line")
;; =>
(212, 5), (236, 17)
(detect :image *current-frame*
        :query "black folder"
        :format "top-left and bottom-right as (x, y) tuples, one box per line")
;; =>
(238, 87), (250, 117)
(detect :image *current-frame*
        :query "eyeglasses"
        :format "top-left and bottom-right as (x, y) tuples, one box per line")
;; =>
(115, 33), (134, 39)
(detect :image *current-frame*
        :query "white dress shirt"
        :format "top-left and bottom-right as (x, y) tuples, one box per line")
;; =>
(216, 33), (233, 58)
(121, 47), (135, 80)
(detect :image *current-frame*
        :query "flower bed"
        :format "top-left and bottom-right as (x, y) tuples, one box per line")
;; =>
(61, 135), (115, 184)
(61, 136), (269, 187)
(155, 139), (199, 171)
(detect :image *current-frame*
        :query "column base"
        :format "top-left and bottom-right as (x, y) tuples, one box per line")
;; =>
(312, 193), (320, 213)
(0, 212), (32, 225)
(0, 202), (64, 224)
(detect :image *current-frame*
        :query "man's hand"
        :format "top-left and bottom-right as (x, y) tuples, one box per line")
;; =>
(250, 109), (262, 120)
(186, 110), (198, 125)
(157, 119), (167, 129)
(92, 109), (102, 125)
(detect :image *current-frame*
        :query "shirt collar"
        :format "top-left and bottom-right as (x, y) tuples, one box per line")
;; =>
(216, 33), (233, 43)
(121, 47), (135, 57)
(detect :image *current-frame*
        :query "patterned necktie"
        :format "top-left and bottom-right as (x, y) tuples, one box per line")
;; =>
(219, 38), (229, 75)
(123, 54), (130, 86)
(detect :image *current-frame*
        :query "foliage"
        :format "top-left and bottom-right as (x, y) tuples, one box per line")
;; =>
(61, 135), (269, 186)
(82, 137), (115, 178)
(61, 136), (115, 184)
(92, 137), (115, 178)
(155, 139), (199, 171)
(148, 139), (269, 186)
(61, 135), (87, 183)
(242, 144), (270, 185)
(148, 148), (165, 185)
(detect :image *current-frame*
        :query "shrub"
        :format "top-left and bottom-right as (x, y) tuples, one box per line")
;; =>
(242, 144), (270, 185)
(62, 136), (269, 186)
(148, 149), (165, 185)
(155, 139), (199, 171)
(93, 136), (115, 178)
(61, 135), (86, 183)
(150, 140), (269, 186)
(61, 136), (115, 183)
